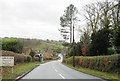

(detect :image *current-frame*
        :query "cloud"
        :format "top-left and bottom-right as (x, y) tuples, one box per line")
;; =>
(0, 0), (59, 25)
(0, 0), (104, 41)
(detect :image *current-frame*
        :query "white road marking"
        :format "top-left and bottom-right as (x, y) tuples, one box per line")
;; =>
(52, 65), (65, 79)
(54, 69), (58, 72)
(59, 73), (65, 79)
(52, 65), (58, 72)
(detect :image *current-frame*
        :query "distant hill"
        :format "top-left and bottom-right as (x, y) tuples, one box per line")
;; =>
(1, 37), (63, 53)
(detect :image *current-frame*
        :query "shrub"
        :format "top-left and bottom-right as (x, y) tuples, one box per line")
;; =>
(34, 57), (39, 61)
(107, 48), (116, 55)
(2, 38), (23, 53)
(65, 54), (120, 74)
(2, 50), (32, 64)
(26, 56), (32, 62)
(30, 50), (35, 58)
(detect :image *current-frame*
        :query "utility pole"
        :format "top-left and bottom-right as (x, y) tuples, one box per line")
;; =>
(73, 24), (75, 67)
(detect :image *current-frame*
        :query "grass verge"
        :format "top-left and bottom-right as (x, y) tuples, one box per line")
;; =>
(2, 62), (40, 80)
(63, 63), (120, 81)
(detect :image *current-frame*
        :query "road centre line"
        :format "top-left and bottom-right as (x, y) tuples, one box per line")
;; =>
(52, 65), (65, 79)
(52, 65), (58, 72)
(59, 73), (65, 79)
(54, 69), (58, 72)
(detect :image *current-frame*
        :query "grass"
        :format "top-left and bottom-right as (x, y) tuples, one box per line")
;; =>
(2, 62), (40, 80)
(63, 63), (120, 81)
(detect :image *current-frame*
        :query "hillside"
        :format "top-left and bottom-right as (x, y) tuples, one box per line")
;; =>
(1, 37), (63, 54)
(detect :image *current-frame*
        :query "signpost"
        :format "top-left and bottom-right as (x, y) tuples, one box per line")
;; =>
(0, 56), (14, 80)
(0, 56), (14, 67)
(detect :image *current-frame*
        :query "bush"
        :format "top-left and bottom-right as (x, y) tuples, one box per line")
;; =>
(64, 54), (120, 74)
(34, 57), (39, 61)
(30, 50), (35, 58)
(107, 48), (116, 55)
(2, 50), (32, 64)
(2, 38), (23, 53)
(26, 56), (32, 62)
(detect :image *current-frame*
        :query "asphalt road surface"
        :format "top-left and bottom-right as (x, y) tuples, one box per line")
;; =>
(20, 59), (105, 81)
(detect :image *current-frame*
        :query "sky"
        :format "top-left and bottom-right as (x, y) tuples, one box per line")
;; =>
(0, 0), (103, 42)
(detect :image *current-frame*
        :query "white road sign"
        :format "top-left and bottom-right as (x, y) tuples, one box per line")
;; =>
(0, 56), (14, 66)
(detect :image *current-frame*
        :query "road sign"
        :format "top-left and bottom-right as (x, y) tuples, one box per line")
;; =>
(0, 56), (14, 66)
(0, 56), (14, 80)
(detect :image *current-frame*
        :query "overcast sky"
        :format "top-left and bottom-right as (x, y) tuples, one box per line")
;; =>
(0, 0), (103, 41)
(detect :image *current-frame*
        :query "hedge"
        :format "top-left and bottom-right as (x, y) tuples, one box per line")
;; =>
(2, 38), (23, 53)
(64, 54), (120, 74)
(2, 50), (32, 64)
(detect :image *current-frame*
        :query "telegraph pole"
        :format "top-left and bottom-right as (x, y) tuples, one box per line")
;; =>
(73, 24), (75, 67)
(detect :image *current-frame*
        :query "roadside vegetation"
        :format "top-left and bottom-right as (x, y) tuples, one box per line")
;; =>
(1, 37), (63, 80)
(2, 62), (39, 80)
(63, 63), (119, 81)
(60, 0), (120, 81)
(1, 0), (119, 80)
(64, 54), (119, 74)
(63, 54), (119, 81)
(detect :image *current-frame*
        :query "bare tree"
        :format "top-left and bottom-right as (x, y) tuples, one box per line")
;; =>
(83, 0), (114, 33)
(111, 0), (120, 53)
(83, 2), (103, 33)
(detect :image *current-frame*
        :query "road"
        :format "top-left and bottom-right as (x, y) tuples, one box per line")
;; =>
(20, 59), (105, 81)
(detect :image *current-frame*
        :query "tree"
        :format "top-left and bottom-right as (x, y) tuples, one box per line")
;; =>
(79, 27), (91, 56)
(81, 0), (113, 56)
(60, 4), (78, 43)
(60, 4), (78, 67)
(82, 1), (106, 56)
(111, 0), (120, 53)
(90, 28), (111, 56)
(2, 38), (23, 53)
(75, 42), (82, 56)
(83, 2), (102, 33)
